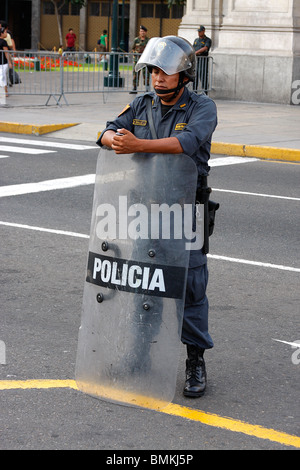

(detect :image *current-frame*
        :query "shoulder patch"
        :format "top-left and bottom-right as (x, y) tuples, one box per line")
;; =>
(118, 104), (131, 117)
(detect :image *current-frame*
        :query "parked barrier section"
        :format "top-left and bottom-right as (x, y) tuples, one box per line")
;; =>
(4, 51), (213, 105)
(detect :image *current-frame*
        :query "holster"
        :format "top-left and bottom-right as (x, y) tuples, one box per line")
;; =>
(196, 176), (219, 254)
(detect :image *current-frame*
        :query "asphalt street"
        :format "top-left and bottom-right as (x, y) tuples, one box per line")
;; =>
(0, 133), (299, 451)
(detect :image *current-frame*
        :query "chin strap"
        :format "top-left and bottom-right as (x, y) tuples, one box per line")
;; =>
(154, 73), (186, 101)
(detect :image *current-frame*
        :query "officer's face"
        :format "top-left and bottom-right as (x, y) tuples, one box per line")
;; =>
(152, 68), (179, 92)
(152, 67), (187, 104)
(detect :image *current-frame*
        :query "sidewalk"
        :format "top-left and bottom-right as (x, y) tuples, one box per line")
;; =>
(1, 92), (300, 162)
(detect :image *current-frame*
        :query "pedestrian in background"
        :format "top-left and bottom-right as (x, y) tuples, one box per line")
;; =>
(0, 20), (16, 51)
(193, 26), (211, 94)
(0, 26), (13, 98)
(65, 28), (76, 52)
(98, 29), (108, 61)
(130, 25), (149, 94)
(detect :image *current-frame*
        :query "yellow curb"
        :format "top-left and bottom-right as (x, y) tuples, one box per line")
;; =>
(211, 142), (245, 157)
(1, 379), (300, 448)
(0, 122), (79, 136)
(1, 123), (300, 162)
(95, 136), (300, 163)
(211, 141), (300, 162)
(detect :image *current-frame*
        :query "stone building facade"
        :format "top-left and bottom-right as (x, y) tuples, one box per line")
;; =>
(2, 0), (299, 104)
(179, 0), (300, 104)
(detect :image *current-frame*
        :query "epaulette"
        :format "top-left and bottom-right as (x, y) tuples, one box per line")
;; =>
(118, 104), (131, 117)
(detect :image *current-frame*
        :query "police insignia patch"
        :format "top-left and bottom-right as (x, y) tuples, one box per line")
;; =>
(133, 119), (147, 126)
(175, 123), (187, 131)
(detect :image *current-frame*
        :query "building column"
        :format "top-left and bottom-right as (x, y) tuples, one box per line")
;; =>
(129, 0), (138, 50)
(79, 4), (87, 51)
(178, 0), (222, 48)
(179, 0), (300, 104)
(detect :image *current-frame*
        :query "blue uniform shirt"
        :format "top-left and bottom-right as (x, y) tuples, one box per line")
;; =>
(98, 87), (217, 179)
(193, 35), (212, 56)
(97, 87), (217, 267)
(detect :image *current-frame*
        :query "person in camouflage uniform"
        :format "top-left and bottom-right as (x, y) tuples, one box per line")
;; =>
(130, 25), (150, 94)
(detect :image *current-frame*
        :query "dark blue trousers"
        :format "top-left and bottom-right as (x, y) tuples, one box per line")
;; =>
(182, 262), (213, 350)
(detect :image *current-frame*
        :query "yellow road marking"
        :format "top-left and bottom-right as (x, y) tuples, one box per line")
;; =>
(161, 404), (300, 449)
(1, 379), (299, 448)
(0, 379), (77, 390)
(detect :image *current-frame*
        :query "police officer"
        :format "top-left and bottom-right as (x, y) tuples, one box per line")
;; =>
(193, 26), (212, 94)
(98, 36), (217, 398)
(130, 25), (150, 94)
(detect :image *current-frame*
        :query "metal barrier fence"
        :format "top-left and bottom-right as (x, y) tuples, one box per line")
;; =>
(3, 51), (213, 105)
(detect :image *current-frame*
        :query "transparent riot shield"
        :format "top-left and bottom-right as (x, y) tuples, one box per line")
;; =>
(75, 148), (199, 410)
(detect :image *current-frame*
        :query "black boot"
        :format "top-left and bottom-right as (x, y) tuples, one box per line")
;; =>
(183, 345), (206, 397)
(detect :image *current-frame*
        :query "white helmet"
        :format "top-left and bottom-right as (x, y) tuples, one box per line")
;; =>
(135, 36), (196, 82)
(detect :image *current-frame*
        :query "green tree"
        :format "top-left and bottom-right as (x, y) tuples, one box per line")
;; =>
(51, 0), (85, 47)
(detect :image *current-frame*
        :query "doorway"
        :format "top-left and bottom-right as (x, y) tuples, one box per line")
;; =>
(0, 0), (32, 50)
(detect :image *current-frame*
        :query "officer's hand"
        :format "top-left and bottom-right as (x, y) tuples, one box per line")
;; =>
(111, 128), (139, 154)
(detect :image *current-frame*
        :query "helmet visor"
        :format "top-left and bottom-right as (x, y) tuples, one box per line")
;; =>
(135, 37), (193, 75)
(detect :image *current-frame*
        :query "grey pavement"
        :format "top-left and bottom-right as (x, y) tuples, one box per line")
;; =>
(1, 91), (300, 154)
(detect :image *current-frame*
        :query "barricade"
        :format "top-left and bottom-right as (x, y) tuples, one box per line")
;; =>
(194, 56), (213, 94)
(4, 51), (213, 105)
(60, 51), (151, 102)
(5, 51), (63, 105)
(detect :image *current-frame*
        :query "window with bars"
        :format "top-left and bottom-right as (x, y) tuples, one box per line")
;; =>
(101, 3), (111, 17)
(90, 2), (100, 16)
(43, 1), (54, 14)
(155, 3), (169, 18)
(141, 4), (154, 17)
(43, 1), (183, 19)
(171, 4), (184, 19)
(43, 0), (80, 16)
(70, 3), (80, 15)
(141, 3), (184, 19)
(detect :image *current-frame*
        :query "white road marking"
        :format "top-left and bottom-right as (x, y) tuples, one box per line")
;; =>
(272, 339), (300, 348)
(0, 145), (56, 155)
(207, 254), (300, 273)
(0, 174), (95, 198)
(213, 188), (300, 201)
(210, 156), (258, 166)
(0, 220), (299, 273)
(0, 173), (297, 202)
(0, 136), (97, 150)
(0, 221), (89, 238)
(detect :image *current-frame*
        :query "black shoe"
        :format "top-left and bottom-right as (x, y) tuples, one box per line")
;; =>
(129, 89), (137, 94)
(183, 345), (206, 397)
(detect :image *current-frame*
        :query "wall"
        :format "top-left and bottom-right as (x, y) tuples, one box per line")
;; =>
(179, 0), (300, 104)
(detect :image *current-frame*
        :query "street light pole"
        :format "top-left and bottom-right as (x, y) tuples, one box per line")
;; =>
(104, 0), (124, 87)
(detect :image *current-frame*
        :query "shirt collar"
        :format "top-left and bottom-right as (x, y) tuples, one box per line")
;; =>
(151, 87), (189, 110)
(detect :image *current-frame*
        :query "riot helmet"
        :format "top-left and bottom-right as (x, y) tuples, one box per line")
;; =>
(135, 36), (195, 81)
(135, 36), (195, 100)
